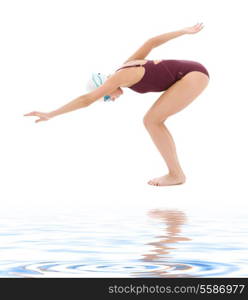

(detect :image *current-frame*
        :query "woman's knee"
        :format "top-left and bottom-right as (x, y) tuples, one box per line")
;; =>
(143, 114), (154, 128)
(143, 113), (168, 128)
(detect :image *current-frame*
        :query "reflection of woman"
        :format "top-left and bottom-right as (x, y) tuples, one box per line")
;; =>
(24, 23), (209, 186)
(143, 210), (190, 261)
(139, 209), (191, 277)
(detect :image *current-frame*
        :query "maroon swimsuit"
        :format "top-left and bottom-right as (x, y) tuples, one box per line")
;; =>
(115, 59), (209, 93)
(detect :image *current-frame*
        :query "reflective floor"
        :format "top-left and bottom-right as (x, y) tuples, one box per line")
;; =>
(0, 206), (247, 277)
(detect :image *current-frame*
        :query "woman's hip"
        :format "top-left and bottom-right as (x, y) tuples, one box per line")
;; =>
(163, 59), (210, 81)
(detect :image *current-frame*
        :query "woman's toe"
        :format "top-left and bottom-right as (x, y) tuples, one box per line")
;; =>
(148, 179), (160, 186)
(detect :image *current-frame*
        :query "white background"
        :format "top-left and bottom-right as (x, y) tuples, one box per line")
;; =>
(0, 0), (248, 216)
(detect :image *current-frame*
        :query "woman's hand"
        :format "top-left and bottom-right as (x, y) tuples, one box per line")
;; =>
(24, 111), (52, 123)
(182, 22), (204, 34)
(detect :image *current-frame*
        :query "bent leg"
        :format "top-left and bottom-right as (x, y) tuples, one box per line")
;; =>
(143, 71), (209, 186)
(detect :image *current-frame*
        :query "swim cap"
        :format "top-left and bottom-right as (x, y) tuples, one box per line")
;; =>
(86, 72), (111, 102)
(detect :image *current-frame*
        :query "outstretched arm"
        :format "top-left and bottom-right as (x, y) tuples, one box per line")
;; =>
(24, 74), (124, 123)
(123, 39), (155, 63)
(150, 22), (204, 48)
(123, 23), (204, 63)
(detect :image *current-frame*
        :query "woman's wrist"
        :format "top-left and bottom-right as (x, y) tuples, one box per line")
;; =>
(180, 28), (188, 35)
(48, 111), (57, 118)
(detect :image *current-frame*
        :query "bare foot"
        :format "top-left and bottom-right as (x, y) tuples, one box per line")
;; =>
(148, 173), (186, 186)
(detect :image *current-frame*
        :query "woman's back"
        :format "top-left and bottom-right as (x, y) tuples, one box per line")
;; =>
(115, 59), (209, 93)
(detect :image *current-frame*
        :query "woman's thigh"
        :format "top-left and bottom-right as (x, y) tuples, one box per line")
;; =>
(144, 71), (209, 123)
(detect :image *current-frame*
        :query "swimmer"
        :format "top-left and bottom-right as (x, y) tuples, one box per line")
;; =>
(24, 23), (209, 187)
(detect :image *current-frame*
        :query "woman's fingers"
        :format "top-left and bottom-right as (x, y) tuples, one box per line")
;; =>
(183, 22), (204, 34)
(24, 111), (50, 123)
(35, 116), (48, 123)
(191, 23), (204, 33)
(35, 118), (43, 123)
(24, 111), (37, 117)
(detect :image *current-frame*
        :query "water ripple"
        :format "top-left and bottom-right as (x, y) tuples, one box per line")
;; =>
(0, 259), (241, 278)
(0, 209), (248, 277)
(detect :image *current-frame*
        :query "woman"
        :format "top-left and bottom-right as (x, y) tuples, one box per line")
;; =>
(24, 23), (209, 187)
